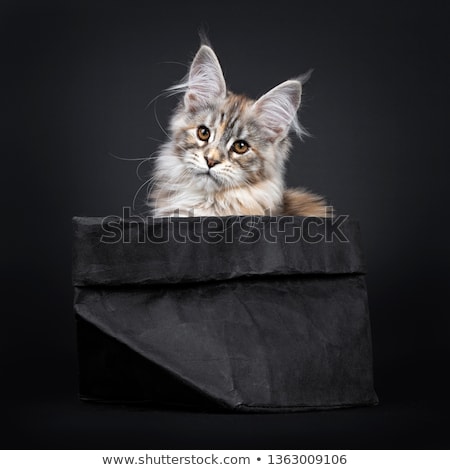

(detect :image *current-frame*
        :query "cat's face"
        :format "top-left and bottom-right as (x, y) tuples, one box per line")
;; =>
(163, 45), (306, 193)
(171, 94), (271, 191)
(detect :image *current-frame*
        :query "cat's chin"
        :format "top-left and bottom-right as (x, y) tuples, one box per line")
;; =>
(190, 167), (222, 190)
(199, 172), (221, 192)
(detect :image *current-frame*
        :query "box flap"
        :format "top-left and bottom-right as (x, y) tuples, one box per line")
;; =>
(73, 216), (366, 286)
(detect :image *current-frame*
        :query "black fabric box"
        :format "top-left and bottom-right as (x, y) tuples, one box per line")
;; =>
(73, 216), (378, 412)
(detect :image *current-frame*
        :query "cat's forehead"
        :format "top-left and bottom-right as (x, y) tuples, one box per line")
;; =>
(207, 93), (255, 138)
(220, 93), (253, 119)
(202, 93), (254, 127)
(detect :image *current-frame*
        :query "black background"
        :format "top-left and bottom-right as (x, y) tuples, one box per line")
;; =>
(2, 0), (450, 449)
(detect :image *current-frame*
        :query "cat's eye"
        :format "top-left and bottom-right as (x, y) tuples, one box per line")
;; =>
(197, 125), (210, 142)
(232, 140), (249, 154)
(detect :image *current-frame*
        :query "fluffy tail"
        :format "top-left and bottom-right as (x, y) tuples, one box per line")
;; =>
(281, 188), (332, 217)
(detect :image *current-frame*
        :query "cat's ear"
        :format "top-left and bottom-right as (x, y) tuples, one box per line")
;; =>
(253, 80), (302, 141)
(184, 45), (226, 111)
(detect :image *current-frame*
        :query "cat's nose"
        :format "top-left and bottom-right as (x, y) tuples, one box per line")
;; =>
(204, 155), (220, 168)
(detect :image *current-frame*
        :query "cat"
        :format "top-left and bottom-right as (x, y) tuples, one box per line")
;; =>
(149, 44), (331, 218)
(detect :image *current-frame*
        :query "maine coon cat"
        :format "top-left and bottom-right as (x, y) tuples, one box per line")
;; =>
(149, 44), (330, 217)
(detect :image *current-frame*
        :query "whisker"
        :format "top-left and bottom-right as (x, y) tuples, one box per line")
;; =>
(146, 136), (165, 143)
(109, 152), (149, 162)
(132, 176), (155, 210)
(156, 61), (189, 68)
(144, 89), (172, 111)
(153, 103), (171, 140)
(135, 151), (160, 180)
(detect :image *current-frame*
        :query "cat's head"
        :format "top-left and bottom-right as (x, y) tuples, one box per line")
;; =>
(161, 45), (309, 193)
